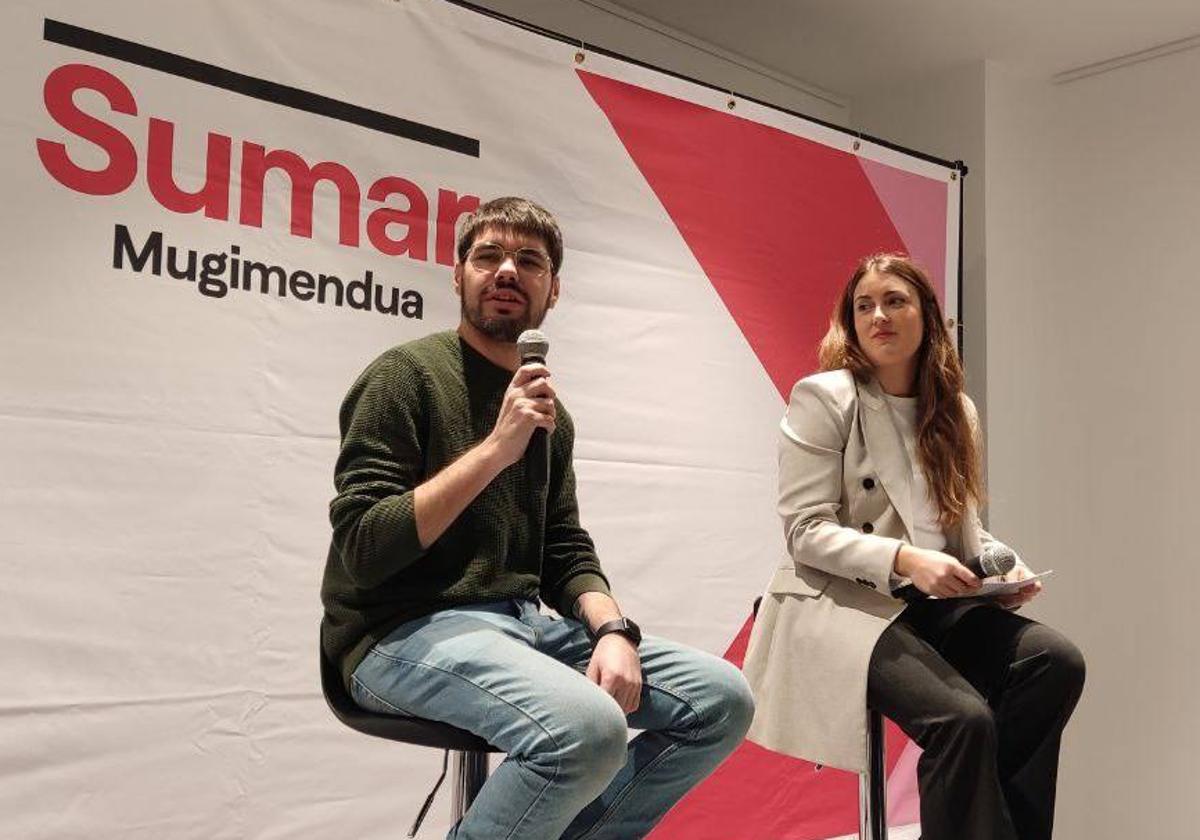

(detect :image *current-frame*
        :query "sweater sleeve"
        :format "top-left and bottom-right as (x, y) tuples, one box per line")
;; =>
(538, 410), (611, 616)
(328, 352), (428, 589)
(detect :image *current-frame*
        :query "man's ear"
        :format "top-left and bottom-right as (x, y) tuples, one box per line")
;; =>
(452, 262), (463, 296)
(547, 274), (560, 309)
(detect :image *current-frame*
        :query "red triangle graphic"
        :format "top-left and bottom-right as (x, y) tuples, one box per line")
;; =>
(578, 69), (910, 398)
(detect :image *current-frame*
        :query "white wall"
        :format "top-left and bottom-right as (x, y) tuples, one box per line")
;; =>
(985, 51), (1200, 840)
(858, 44), (1200, 840)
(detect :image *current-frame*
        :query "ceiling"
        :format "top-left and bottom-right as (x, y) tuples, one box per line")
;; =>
(604, 0), (1200, 99)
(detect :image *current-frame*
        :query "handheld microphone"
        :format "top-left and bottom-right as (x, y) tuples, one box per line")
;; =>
(516, 329), (550, 485)
(964, 543), (1018, 580)
(893, 543), (1017, 602)
(516, 329), (549, 365)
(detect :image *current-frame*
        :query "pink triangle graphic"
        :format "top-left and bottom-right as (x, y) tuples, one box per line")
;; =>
(856, 157), (948, 292)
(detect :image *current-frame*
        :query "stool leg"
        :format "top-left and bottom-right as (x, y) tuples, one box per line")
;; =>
(859, 710), (887, 840)
(450, 750), (490, 822)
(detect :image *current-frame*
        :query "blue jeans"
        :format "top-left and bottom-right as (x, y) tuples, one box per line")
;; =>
(350, 599), (754, 840)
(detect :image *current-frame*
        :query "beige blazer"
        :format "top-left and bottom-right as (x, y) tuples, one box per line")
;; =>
(742, 369), (1000, 773)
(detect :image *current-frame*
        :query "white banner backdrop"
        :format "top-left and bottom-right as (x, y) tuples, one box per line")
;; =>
(0, 1), (959, 837)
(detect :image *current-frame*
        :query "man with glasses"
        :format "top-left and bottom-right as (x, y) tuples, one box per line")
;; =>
(321, 196), (753, 839)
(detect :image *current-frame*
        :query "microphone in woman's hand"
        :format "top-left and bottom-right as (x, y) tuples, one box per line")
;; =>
(893, 543), (1017, 602)
(965, 543), (1017, 579)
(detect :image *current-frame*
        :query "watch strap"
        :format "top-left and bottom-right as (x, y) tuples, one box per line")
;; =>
(588, 617), (641, 648)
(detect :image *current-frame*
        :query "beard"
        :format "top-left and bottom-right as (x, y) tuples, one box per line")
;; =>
(461, 290), (546, 343)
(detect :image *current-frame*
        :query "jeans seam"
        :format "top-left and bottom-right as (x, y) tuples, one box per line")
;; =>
(569, 680), (703, 840)
(358, 652), (561, 839)
(572, 741), (682, 840)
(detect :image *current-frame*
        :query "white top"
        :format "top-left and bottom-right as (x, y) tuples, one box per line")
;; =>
(882, 393), (947, 552)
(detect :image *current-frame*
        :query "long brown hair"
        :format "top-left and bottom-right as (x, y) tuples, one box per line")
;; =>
(818, 253), (983, 528)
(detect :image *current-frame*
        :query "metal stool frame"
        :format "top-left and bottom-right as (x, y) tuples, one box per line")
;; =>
(859, 709), (888, 840)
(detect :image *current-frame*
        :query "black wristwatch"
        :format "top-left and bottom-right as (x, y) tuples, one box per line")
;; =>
(588, 617), (642, 648)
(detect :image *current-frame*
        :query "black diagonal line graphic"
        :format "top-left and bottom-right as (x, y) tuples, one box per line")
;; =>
(43, 18), (480, 158)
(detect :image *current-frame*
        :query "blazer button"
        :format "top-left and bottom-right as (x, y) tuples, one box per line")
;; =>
(862, 477), (875, 490)
(862, 522), (874, 534)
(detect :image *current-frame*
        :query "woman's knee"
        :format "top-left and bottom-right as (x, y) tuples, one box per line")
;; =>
(1020, 625), (1086, 704)
(1043, 631), (1086, 704)
(1053, 635), (1085, 684)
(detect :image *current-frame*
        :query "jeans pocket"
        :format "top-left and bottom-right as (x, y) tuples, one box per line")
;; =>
(349, 674), (417, 717)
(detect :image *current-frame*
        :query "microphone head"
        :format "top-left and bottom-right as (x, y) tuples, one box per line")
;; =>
(980, 543), (1018, 577)
(516, 329), (549, 364)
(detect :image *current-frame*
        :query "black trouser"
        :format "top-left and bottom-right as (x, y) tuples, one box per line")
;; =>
(867, 600), (1085, 840)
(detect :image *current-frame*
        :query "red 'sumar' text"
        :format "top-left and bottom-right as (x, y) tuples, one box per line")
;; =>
(37, 63), (479, 266)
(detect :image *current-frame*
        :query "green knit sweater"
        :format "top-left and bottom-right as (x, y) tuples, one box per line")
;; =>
(320, 331), (611, 687)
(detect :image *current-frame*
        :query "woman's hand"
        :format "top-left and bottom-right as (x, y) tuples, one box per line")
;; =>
(895, 545), (982, 598)
(996, 563), (1042, 610)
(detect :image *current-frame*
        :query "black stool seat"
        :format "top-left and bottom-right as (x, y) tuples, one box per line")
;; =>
(320, 641), (499, 753)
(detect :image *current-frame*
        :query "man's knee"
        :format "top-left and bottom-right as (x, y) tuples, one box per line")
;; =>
(550, 693), (628, 781)
(510, 690), (626, 796)
(680, 656), (755, 746)
(580, 700), (629, 767)
(711, 660), (756, 738)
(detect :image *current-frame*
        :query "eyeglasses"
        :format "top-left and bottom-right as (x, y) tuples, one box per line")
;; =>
(467, 242), (553, 279)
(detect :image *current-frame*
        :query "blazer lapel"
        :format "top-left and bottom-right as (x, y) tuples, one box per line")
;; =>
(857, 378), (916, 543)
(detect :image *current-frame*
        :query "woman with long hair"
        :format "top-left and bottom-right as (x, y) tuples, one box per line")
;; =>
(743, 254), (1084, 839)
